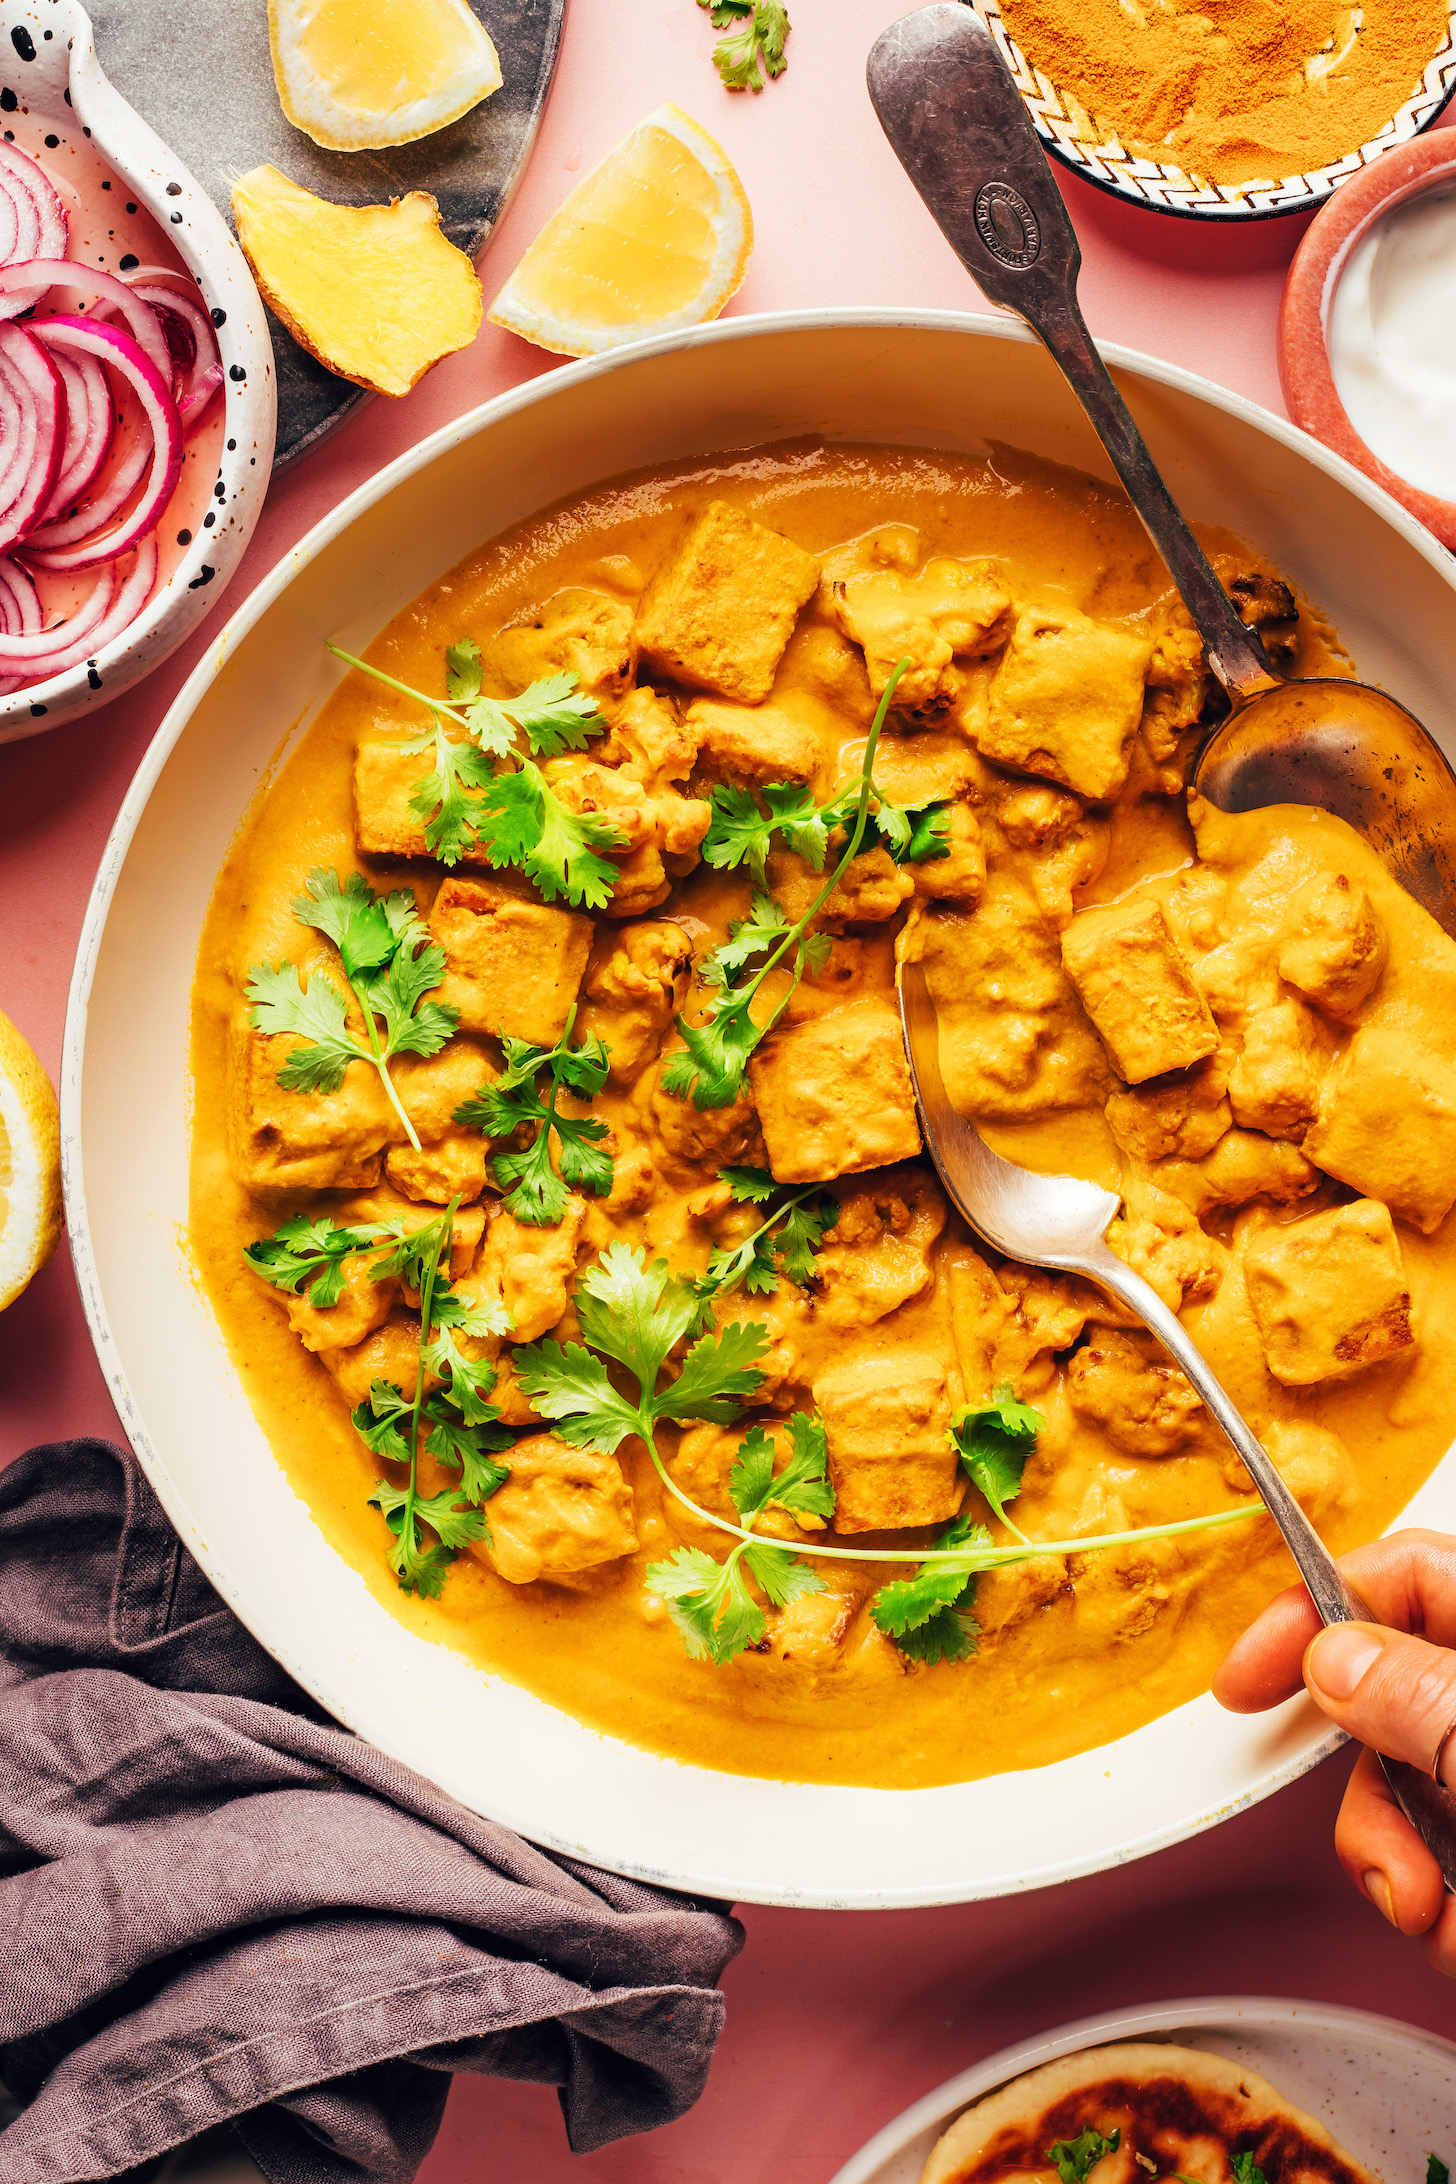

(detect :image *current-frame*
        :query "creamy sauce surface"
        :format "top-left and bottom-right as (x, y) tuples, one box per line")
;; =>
(189, 439), (1456, 1790)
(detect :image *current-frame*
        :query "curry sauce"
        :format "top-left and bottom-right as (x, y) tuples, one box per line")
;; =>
(189, 440), (1456, 1789)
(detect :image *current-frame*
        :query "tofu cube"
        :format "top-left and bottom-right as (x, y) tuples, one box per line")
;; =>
(813, 1353), (959, 1533)
(749, 998), (921, 1184)
(429, 878), (593, 1047)
(229, 1015), (395, 1193)
(633, 500), (820, 705)
(1245, 1199), (1415, 1385)
(354, 737), (437, 861)
(1061, 898), (1219, 1084)
(983, 605), (1154, 801)
(1304, 1024), (1456, 1233)
(685, 693), (826, 790)
(467, 1433), (637, 1586)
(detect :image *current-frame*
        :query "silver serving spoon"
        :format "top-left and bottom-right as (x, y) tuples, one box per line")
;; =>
(871, 5), (1456, 1878)
(867, 3), (1456, 939)
(899, 959), (1456, 1884)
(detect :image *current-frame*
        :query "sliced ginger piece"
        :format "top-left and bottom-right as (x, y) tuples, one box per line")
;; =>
(232, 164), (482, 397)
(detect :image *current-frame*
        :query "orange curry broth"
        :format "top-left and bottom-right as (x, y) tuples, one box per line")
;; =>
(189, 440), (1456, 1789)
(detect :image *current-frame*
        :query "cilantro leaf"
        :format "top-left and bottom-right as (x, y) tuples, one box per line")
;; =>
(249, 872), (456, 1151)
(775, 1194), (838, 1286)
(422, 1399), (514, 1504)
(403, 723), (495, 864)
(243, 1215), (388, 1307)
(896, 1605), (980, 1664)
(729, 1411), (835, 1523)
(871, 1513), (993, 1655)
(720, 1165), (777, 1204)
(902, 802), (952, 863)
(709, 0), (790, 89)
(954, 1385), (1043, 1537)
(742, 1537), (822, 1608)
(466, 670), (606, 761)
(647, 1544), (766, 1663)
(445, 638), (484, 702)
(291, 867), (398, 976)
(474, 760), (623, 910)
(702, 782), (830, 884)
(1230, 2160), (1266, 2184)
(1048, 2132), (1122, 2184)
(247, 961), (357, 1093)
(512, 1338), (644, 1455)
(353, 1379), (414, 1464)
(576, 1240), (704, 1390)
(1427, 2162), (1450, 2184)
(662, 1317), (770, 1423)
(661, 995), (765, 1111)
(369, 1475), (486, 1598)
(454, 1025), (614, 1227)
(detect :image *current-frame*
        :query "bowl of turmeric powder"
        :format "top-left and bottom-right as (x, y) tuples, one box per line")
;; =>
(976, 0), (1456, 220)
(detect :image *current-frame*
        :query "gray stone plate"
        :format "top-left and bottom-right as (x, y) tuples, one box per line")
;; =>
(85, 0), (565, 466)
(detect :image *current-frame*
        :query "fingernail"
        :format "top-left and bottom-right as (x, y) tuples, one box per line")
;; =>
(1363, 1868), (1397, 1925)
(1307, 1624), (1385, 1701)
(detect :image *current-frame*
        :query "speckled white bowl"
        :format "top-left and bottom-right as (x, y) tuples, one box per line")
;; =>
(0, 0), (273, 744)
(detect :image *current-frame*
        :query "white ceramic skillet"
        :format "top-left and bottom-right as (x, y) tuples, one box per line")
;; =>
(62, 310), (1456, 1910)
(830, 1996), (1456, 2184)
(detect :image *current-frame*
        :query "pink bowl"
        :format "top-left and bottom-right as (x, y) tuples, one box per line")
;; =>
(1280, 133), (1456, 552)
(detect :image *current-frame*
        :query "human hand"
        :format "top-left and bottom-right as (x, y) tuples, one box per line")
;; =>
(1214, 1529), (1456, 1973)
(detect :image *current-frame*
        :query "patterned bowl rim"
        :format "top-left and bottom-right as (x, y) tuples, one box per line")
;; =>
(974, 0), (1456, 223)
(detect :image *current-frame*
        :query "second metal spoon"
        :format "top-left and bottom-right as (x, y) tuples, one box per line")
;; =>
(867, 2), (1456, 937)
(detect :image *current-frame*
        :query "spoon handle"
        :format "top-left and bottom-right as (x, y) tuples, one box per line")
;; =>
(866, 2), (1278, 703)
(1080, 1239), (1456, 1887)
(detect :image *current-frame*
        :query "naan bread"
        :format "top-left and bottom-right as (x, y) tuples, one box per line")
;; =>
(922, 2041), (1380, 2184)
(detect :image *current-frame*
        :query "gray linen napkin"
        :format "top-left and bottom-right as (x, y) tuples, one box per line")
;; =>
(0, 1439), (744, 2184)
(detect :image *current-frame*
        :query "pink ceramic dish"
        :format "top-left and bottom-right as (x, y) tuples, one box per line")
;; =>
(1281, 132), (1456, 553)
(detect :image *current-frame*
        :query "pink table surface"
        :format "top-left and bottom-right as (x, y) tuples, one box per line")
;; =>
(2, 3), (1453, 2174)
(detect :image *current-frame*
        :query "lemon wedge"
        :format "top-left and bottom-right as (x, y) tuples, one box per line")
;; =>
(0, 1007), (61, 1313)
(267, 0), (502, 153)
(488, 104), (754, 358)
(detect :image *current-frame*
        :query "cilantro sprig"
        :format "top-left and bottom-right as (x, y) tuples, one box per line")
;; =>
(697, 1164), (839, 1299)
(243, 1214), (389, 1308)
(647, 1414), (834, 1662)
(245, 1202), (514, 1598)
(453, 1006), (613, 1226)
(663, 657), (912, 1111)
(247, 869), (458, 1152)
(869, 1511), (989, 1665)
(329, 639), (624, 906)
(512, 1243), (1262, 1665)
(697, 0), (789, 90)
(702, 775), (950, 887)
(1048, 2128), (1122, 2184)
(954, 1384), (1043, 1544)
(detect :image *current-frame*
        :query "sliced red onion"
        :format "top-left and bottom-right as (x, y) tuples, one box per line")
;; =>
(0, 558), (114, 663)
(129, 281), (223, 424)
(39, 348), (113, 522)
(20, 318), (181, 572)
(0, 260), (169, 378)
(0, 554), (41, 632)
(0, 323), (64, 553)
(0, 153), (68, 320)
(0, 534), (157, 684)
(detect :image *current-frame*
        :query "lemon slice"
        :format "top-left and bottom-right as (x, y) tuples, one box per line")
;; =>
(488, 104), (754, 358)
(268, 0), (502, 153)
(0, 1007), (61, 1313)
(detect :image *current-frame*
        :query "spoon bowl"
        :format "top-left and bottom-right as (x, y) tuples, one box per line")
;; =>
(1194, 677), (1456, 937)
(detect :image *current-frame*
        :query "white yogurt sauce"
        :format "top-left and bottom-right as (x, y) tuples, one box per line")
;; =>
(1328, 184), (1456, 504)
